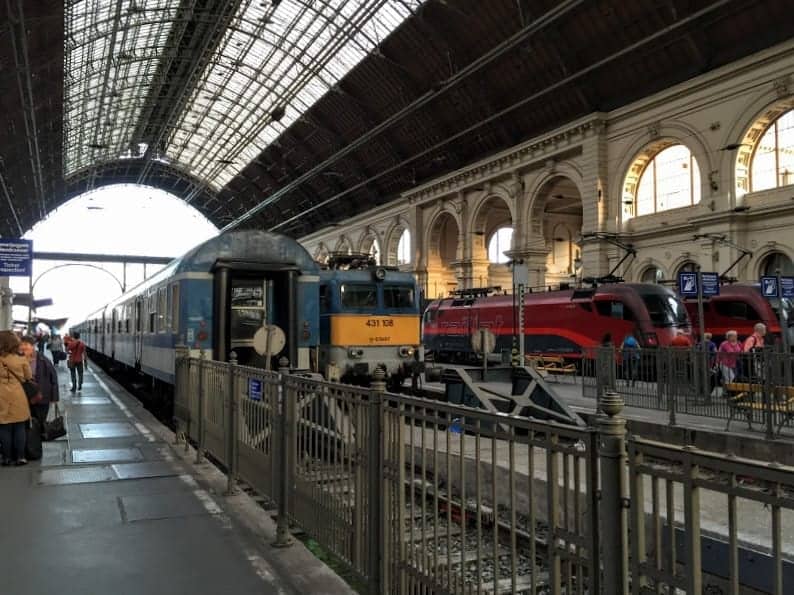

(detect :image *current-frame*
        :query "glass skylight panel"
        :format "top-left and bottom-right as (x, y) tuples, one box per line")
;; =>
(64, 1), (177, 175)
(168, 0), (425, 190)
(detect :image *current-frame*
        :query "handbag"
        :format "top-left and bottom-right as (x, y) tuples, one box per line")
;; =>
(44, 404), (66, 441)
(2, 362), (40, 403)
(26, 418), (43, 461)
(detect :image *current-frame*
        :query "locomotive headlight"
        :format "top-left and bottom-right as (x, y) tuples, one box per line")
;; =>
(399, 346), (414, 358)
(347, 347), (364, 359)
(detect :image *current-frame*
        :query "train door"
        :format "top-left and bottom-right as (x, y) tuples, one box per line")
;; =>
(214, 265), (299, 368)
(134, 297), (143, 366)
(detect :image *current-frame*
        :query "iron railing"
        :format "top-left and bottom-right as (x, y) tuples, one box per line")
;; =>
(580, 346), (794, 437)
(174, 350), (794, 594)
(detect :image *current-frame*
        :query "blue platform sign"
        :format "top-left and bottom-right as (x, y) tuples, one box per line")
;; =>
(700, 272), (720, 297)
(761, 276), (779, 298)
(678, 272), (698, 297)
(248, 378), (263, 402)
(781, 277), (794, 299)
(0, 239), (32, 276)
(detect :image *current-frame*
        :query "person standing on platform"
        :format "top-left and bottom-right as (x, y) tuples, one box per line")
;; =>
(67, 332), (86, 393)
(49, 334), (65, 367)
(19, 336), (59, 427)
(0, 331), (31, 466)
(743, 323), (766, 352)
(717, 330), (742, 385)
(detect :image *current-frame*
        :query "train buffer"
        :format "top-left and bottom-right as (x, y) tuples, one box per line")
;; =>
(0, 362), (352, 595)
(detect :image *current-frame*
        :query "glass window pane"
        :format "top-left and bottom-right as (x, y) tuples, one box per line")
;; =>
(341, 284), (377, 308)
(231, 309), (264, 340)
(397, 230), (411, 265)
(634, 144), (700, 215)
(488, 227), (513, 263)
(752, 123), (778, 192)
(384, 286), (415, 309)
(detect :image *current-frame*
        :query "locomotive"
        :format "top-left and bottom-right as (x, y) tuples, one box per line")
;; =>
(423, 283), (692, 362)
(318, 253), (422, 387)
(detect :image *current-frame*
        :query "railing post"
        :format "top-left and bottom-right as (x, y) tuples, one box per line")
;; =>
(764, 349), (775, 440)
(272, 357), (294, 548)
(173, 344), (189, 445)
(225, 351), (239, 496)
(195, 349), (206, 464)
(597, 391), (629, 595)
(367, 368), (386, 595)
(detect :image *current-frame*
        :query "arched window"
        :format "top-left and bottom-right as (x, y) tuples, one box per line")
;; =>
(396, 229), (411, 265)
(676, 261), (697, 276)
(368, 238), (381, 265)
(640, 266), (664, 284)
(761, 252), (794, 276)
(750, 110), (794, 191)
(487, 227), (513, 264)
(628, 144), (701, 217)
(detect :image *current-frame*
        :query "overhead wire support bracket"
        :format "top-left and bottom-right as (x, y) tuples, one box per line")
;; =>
(581, 232), (636, 284)
(693, 233), (753, 282)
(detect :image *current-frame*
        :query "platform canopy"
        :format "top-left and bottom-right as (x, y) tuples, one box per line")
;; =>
(1, 0), (793, 238)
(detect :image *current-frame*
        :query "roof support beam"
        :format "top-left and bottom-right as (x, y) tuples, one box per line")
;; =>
(136, 0), (242, 186)
(0, 168), (23, 236)
(221, 0), (591, 231)
(6, 0), (47, 219)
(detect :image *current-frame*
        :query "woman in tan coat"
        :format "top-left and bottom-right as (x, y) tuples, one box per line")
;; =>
(0, 331), (32, 465)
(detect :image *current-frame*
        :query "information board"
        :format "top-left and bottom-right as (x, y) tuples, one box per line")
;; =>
(0, 239), (32, 276)
(678, 272), (698, 297)
(781, 277), (794, 299)
(761, 276), (779, 298)
(249, 378), (263, 402)
(700, 272), (720, 297)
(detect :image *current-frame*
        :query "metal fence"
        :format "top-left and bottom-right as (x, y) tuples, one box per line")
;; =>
(174, 350), (794, 594)
(581, 346), (794, 437)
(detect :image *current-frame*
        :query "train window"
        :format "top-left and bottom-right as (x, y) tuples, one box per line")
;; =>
(126, 320), (131, 333)
(714, 301), (760, 320)
(231, 309), (264, 341)
(232, 281), (264, 307)
(594, 300), (634, 321)
(169, 284), (180, 332)
(384, 285), (415, 309)
(341, 284), (377, 308)
(319, 285), (330, 314)
(642, 294), (689, 327)
(158, 288), (167, 332)
(423, 308), (438, 324)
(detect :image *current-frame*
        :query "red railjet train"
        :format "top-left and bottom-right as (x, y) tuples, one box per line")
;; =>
(423, 283), (692, 361)
(683, 283), (794, 344)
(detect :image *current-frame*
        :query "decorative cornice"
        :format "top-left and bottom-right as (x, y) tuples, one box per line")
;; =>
(403, 114), (606, 205)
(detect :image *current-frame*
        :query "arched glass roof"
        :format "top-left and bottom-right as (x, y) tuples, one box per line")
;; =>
(64, 0), (425, 190)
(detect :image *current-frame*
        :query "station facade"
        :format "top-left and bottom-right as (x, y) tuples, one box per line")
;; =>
(300, 41), (794, 297)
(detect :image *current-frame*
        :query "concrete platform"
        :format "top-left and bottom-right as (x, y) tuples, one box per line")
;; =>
(0, 359), (353, 595)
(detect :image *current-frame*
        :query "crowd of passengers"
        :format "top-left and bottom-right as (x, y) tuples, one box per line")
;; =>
(616, 323), (770, 390)
(0, 330), (85, 466)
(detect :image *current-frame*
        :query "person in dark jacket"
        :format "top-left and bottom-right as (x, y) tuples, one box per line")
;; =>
(19, 336), (59, 427)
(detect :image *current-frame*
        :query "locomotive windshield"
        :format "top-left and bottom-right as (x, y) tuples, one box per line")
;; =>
(384, 285), (415, 309)
(640, 293), (689, 327)
(341, 284), (377, 308)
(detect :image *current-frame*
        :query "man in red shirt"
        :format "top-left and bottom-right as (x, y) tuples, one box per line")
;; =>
(67, 331), (86, 393)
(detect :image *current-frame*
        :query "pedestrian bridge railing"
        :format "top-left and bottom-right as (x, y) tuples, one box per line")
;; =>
(174, 348), (794, 594)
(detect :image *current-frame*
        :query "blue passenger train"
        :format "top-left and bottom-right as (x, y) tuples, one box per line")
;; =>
(71, 231), (421, 396)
